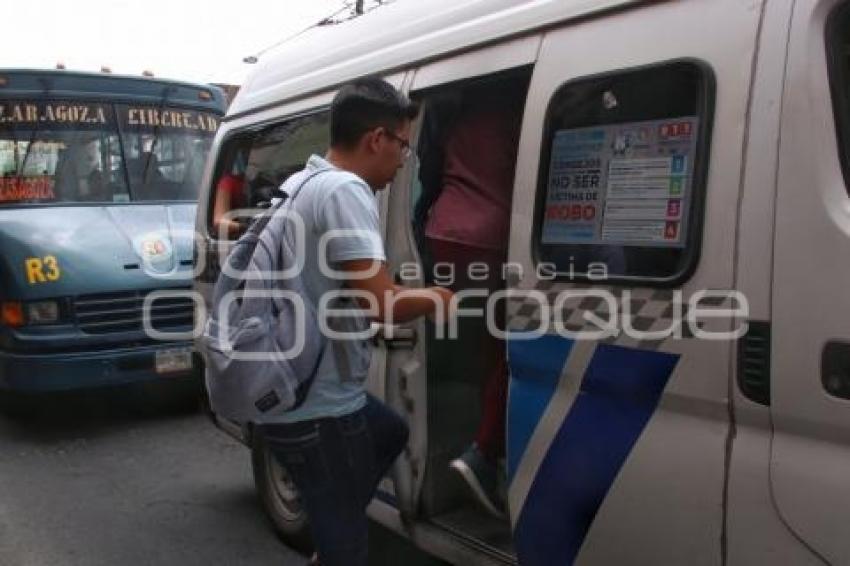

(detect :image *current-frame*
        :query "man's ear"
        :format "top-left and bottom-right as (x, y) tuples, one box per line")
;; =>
(364, 127), (383, 154)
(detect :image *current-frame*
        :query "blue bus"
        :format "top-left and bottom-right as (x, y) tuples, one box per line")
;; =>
(0, 69), (225, 398)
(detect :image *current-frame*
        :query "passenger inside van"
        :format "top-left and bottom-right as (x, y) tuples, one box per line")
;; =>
(212, 146), (248, 237)
(210, 134), (318, 240)
(417, 79), (527, 518)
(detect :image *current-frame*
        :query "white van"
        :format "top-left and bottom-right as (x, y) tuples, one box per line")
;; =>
(194, 0), (850, 564)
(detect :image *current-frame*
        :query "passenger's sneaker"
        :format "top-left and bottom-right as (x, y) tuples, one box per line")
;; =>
(449, 443), (506, 519)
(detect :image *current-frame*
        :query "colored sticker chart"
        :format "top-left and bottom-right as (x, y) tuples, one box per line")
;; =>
(602, 154), (687, 245)
(542, 117), (699, 249)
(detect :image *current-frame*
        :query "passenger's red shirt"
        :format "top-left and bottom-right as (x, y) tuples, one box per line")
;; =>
(216, 173), (245, 209)
(425, 99), (522, 251)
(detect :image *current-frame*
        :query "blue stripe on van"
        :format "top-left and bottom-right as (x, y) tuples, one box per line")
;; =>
(513, 343), (680, 566)
(506, 334), (574, 482)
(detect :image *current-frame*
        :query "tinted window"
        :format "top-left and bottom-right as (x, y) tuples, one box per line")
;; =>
(535, 61), (714, 283)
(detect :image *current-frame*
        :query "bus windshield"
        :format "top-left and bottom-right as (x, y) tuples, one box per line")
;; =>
(0, 100), (219, 206)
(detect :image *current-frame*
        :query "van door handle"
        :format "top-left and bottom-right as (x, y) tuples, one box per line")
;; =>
(371, 322), (417, 349)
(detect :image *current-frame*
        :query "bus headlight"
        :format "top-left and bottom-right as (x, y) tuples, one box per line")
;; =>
(26, 300), (60, 324)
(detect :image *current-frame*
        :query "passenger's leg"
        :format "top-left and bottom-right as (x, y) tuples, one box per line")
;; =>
(362, 394), (410, 498)
(428, 239), (510, 517)
(474, 348), (508, 462)
(262, 413), (372, 566)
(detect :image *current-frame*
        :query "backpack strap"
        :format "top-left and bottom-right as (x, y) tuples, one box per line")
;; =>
(268, 167), (332, 290)
(274, 167), (330, 213)
(274, 168), (333, 412)
(227, 168), (330, 307)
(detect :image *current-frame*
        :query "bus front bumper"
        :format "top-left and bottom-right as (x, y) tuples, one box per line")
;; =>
(0, 343), (201, 392)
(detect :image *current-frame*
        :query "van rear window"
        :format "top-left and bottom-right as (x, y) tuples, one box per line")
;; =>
(534, 61), (714, 284)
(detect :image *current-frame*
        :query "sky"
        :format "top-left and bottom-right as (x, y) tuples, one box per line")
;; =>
(0, 0), (353, 86)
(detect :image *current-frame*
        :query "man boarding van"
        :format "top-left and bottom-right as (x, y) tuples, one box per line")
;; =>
(194, 0), (850, 564)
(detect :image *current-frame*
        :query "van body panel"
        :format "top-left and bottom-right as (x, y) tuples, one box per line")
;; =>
(734, 0), (789, 324)
(228, 0), (647, 119)
(726, 1), (824, 564)
(503, 0), (762, 563)
(725, 0), (824, 563)
(726, 413), (824, 565)
(410, 35), (541, 92)
(770, 0), (850, 562)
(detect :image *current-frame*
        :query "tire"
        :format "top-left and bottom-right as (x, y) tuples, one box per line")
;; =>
(251, 430), (313, 553)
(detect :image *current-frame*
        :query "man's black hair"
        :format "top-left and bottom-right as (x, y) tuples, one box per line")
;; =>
(330, 77), (419, 148)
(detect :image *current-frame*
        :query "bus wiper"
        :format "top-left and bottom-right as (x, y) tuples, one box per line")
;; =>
(16, 78), (53, 181)
(140, 85), (177, 183)
(17, 130), (39, 177)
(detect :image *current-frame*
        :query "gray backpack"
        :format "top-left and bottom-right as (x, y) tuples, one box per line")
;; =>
(201, 170), (327, 424)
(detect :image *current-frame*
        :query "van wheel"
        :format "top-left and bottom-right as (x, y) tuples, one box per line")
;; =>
(251, 432), (313, 553)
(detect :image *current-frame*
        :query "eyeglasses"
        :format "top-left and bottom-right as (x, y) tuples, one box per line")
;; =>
(383, 129), (413, 159)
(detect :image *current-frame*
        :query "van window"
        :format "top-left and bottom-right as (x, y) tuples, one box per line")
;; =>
(209, 111), (329, 239)
(827, 2), (850, 194)
(535, 61), (714, 283)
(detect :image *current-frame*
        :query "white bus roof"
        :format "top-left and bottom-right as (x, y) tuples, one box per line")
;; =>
(229, 0), (646, 118)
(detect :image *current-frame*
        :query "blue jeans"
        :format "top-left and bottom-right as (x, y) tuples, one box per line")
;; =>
(260, 395), (409, 566)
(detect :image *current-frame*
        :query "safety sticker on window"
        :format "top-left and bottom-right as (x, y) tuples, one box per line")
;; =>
(542, 117), (699, 248)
